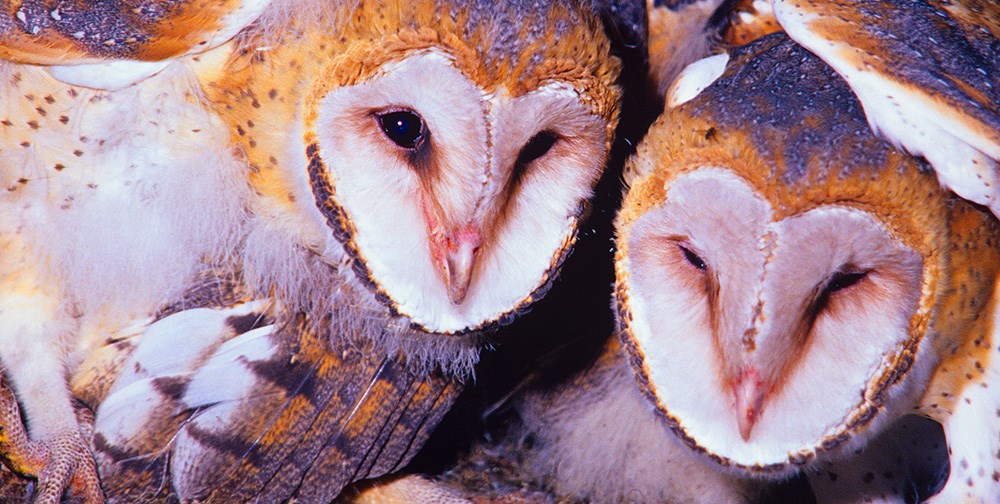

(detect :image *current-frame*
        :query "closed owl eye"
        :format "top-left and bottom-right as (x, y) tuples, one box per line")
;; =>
(825, 269), (868, 294)
(377, 109), (426, 149)
(509, 130), (559, 189)
(679, 244), (707, 271)
(518, 131), (558, 166)
(813, 268), (869, 315)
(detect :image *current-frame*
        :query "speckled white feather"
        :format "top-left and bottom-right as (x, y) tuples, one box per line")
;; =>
(925, 281), (1000, 503)
(2, 64), (248, 330)
(667, 53), (729, 108)
(0, 61), (249, 473)
(45, 0), (276, 90)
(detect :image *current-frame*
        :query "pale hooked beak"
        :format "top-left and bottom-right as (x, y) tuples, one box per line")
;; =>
(436, 227), (481, 305)
(733, 367), (767, 442)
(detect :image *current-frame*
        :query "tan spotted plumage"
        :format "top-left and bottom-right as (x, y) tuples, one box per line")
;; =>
(0, 0), (644, 501)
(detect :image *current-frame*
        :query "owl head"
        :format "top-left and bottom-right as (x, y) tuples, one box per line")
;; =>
(615, 33), (998, 474)
(206, 0), (642, 363)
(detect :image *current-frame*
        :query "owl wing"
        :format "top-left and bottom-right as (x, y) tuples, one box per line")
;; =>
(87, 290), (462, 502)
(915, 305), (1000, 503)
(0, 0), (274, 88)
(910, 204), (1000, 503)
(917, 305), (1000, 504)
(804, 415), (949, 504)
(772, 0), (1000, 216)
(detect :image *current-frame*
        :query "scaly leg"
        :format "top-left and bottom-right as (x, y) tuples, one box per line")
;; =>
(0, 381), (103, 503)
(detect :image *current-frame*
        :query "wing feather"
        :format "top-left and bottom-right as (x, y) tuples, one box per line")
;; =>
(0, 0), (274, 65)
(92, 299), (276, 501)
(773, 0), (1000, 215)
(92, 308), (462, 502)
(0, 0), (274, 88)
(190, 320), (462, 503)
(914, 204), (1000, 502)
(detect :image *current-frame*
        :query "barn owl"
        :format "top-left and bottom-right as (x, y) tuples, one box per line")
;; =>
(352, 3), (997, 502)
(0, 0), (645, 501)
(618, 31), (1000, 503)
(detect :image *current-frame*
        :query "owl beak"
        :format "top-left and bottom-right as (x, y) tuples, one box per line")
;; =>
(733, 367), (767, 442)
(439, 228), (481, 305)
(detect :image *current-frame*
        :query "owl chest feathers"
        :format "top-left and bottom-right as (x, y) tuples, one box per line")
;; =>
(0, 62), (248, 352)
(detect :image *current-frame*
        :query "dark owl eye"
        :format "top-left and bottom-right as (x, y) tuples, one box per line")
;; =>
(509, 131), (559, 189)
(826, 270), (868, 294)
(517, 131), (558, 166)
(679, 245), (707, 271)
(377, 110), (425, 149)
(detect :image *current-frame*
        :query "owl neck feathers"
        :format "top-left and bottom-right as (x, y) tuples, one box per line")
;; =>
(237, 212), (481, 378)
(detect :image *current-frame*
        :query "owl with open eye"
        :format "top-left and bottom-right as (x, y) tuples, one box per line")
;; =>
(617, 30), (1000, 503)
(0, 0), (646, 501)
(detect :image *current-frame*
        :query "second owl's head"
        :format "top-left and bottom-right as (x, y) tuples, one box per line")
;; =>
(615, 33), (1000, 475)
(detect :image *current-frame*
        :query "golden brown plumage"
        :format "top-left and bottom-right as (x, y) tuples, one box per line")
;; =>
(773, 0), (1000, 217)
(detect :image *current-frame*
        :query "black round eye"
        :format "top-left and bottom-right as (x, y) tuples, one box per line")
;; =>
(826, 270), (867, 294)
(377, 110), (425, 149)
(679, 245), (707, 271)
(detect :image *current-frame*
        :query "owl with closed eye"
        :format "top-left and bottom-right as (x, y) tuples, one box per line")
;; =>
(618, 30), (1000, 503)
(0, 0), (646, 501)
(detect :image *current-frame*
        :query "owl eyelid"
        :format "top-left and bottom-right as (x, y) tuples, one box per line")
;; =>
(507, 130), (560, 193)
(824, 268), (870, 295)
(677, 243), (707, 271)
(810, 268), (869, 317)
(518, 130), (560, 167)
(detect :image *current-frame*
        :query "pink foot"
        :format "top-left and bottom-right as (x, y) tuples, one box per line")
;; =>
(0, 384), (103, 503)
